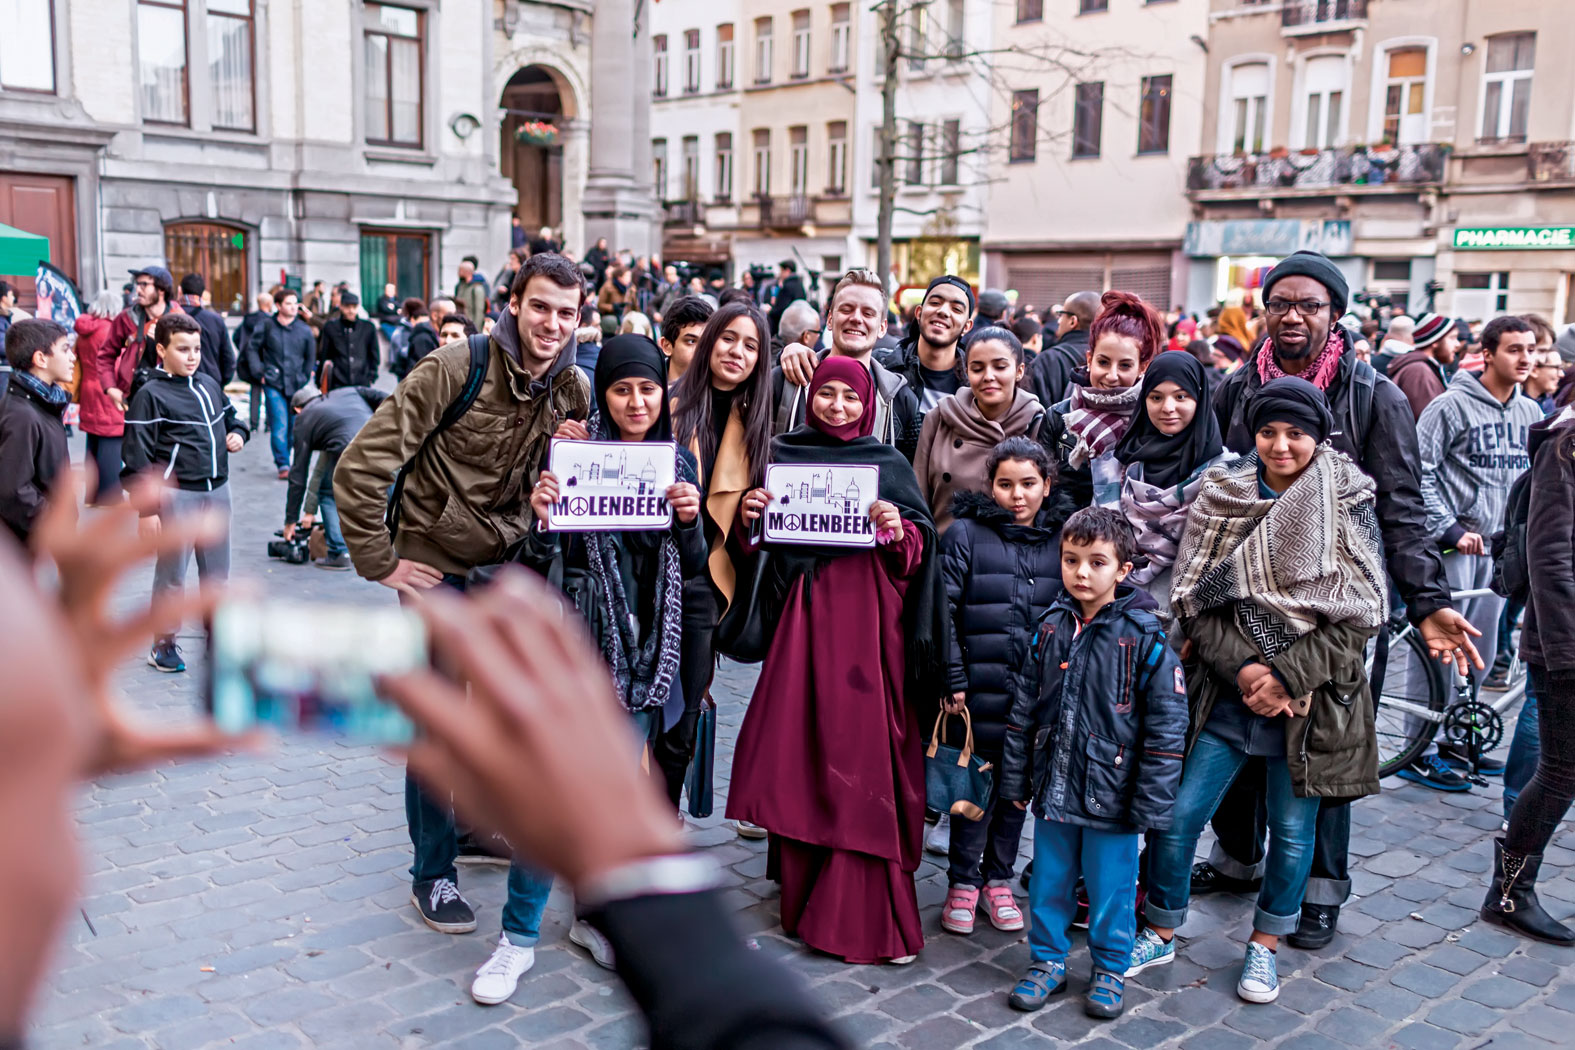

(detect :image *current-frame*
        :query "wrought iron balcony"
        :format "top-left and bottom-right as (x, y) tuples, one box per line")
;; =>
(1529, 142), (1575, 183)
(664, 199), (702, 226)
(1281, 0), (1367, 33)
(1186, 144), (1448, 196)
(753, 194), (815, 228)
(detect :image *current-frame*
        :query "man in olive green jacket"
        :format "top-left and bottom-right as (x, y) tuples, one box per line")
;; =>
(333, 252), (589, 1002)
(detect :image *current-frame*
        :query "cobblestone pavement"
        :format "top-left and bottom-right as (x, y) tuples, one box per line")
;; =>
(29, 425), (1575, 1050)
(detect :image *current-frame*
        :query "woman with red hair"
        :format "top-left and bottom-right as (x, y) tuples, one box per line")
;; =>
(1040, 291), (1164, 507)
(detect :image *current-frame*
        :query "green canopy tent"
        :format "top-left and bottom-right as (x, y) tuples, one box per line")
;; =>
(0, 221), (49, 275)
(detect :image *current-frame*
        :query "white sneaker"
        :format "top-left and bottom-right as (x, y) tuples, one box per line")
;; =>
(471, 933), (536, 1005)
(925, 813), (951, 856)
(1237, 941), (1280, 1004)
(570, 919), (616, 970)
(736, 819), (768, 840)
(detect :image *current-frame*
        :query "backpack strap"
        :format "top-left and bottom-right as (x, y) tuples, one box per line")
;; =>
(1343, 358), (1377, 449)
(385, 333), (491, 540)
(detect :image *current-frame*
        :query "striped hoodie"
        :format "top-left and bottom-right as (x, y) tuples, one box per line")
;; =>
(1416, 369), (1542, 546)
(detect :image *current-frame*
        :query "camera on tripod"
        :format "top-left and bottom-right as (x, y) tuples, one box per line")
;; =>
(267, 527), (311, 565)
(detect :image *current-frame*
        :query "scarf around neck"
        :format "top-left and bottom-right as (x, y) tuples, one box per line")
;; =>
(1114, 352), (1222, 490)
(10, 371), (70, 414)
(1257, 328), (1344, 391)
(1170, 446), (1387, 660)
(1062, 380), (1141, 468)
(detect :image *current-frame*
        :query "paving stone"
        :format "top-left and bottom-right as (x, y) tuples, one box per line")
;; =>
(1389, 963), (1461, 997)
(1222, 1002), (1304, 1040)
(1315, 1005), (1390, 1045)
(1421, 944), (1490, 976)
(1314, 959), (1379, 992)
(878, 983), (955, 1020)
(1107, 1015), (1186, 1047)
(1461, 974), (1538, 1008)
(1388, 1022), (1462, 1050)
(896, 1016), (978, 1050)
(1498, 954), (1561, 987)
(1426, 997), (1503, 1035)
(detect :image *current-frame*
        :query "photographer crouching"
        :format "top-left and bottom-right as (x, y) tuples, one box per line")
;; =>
(282, 383), (387, 569)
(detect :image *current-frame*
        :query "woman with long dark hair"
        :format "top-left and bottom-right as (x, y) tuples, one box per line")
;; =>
(667, 300), (775, 814)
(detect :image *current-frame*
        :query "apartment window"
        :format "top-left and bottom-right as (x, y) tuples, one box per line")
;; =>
(904, 121), (926, 184)
(827, 120), (848, 193)
(907, 2), (930, 72)
(1016, 0), (1043, 21)
(1382, 47), (1427, 144)
(1301, 54), (1344, 149)
(1481, 33), (1535, 143)
(138, 0), (189, 125)
(1228, 63), (1268, 154)
(789, 126), (809, 194)
(654, 34), (668, 97)
(1, 0), (57, 92)
(716, 24), (735, 89)
(829, 4), (850, 73)
(683, 29), (701, 94)
(1079, 0), (1108, 12)
(681, 136), (700, 198)
(207, 0), (255, 131)
(754, 18), (773, 84)
(715, 132), (733, 201)
(165, 221), (248, 311)
(944, 0), (964, 58)
(939, 118), (961, 184)
(1456, 271), (1511, 321)
(753, 128), (771, 196)
(1138, 74), (1172, 154)
(789, 10), (811, 79)
(1010, 89), (1038, 162)
(653, 138), (668, 200)
(1073, 81), (1103, 158)
(364, 4), (424, 147)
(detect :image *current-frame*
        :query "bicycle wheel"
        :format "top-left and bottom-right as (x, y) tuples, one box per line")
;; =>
(1368, 624), (1447, 777)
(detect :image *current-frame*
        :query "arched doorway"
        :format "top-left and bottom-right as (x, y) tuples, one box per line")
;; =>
(500, 66), (566, 236)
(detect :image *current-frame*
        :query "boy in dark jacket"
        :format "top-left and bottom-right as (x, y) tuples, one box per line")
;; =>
(0, 319), (74, 546)
(999, 507), (1187, 1020)
(937, 437), (1072, 937)
(123, 313), (249, 673)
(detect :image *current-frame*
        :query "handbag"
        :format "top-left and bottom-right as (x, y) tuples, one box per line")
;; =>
(924, 707), (995, 822)
(684, 694), (717, 819)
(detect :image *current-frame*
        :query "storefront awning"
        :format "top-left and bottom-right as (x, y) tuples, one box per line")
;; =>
(0, 222), (49, 275)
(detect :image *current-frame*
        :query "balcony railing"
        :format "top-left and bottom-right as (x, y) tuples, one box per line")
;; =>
(1186, 144), (1448, 195)
(755, 194), (814, 228)
(1530, 142), (1575, 182)
(1281, 0), (1367, 31)
(664, 199), (702, 226)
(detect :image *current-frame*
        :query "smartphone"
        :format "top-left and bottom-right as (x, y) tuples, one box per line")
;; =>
(207, 599), (426, 743)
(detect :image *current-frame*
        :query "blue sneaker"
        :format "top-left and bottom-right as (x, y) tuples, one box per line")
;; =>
(1007, 961), (1066, 1012)
(1085, 969), (1125, 1018)
(1237, 941), (1279, 1003)
(148, 636), (186, 673)
(1126, 926), (1174, 976)
(1396, 753), (1472, 792)
(1437, 742), (1505, 776)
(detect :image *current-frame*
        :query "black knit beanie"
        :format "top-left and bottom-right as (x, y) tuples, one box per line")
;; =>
(1262, 251), (1348, 318)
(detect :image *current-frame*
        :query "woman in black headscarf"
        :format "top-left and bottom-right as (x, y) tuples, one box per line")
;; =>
(1113, 351), (1234, 623)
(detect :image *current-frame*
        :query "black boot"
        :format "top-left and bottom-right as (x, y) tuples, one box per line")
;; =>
(1288, 903), (1339, 950)
(1482, 838), (1575, 945)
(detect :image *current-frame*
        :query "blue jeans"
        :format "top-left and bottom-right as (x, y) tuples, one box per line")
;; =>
(403, 573), (553, 946)
(1146, 730), (1322, 936)
(263, 386), (293, 468)
(1027, 818), (1138, 975)
(1504, 676), (1540, 819)
(315, 452), (347, 557)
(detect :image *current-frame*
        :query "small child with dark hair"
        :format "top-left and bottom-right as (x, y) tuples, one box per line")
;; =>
(123, 312), (248, 673)
(998, 506), (1188, 1020)
(0, 318), (74, 545)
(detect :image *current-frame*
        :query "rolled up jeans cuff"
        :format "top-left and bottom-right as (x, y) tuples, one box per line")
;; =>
(1253, 903), (1302, 937)
(503, 930), (539, 948)
(1207, 842), (1266, 881)
(1300, 876), (1350, 907)
(1145, 899), (1188, 930)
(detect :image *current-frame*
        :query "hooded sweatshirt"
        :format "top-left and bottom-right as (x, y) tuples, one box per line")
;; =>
(1416, 368), (1542, 546)
(912, 387), (1045, 532)
(1387, 347), (1449, 421)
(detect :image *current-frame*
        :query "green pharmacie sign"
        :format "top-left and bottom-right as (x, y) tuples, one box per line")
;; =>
(1453, 226), (1575, 250)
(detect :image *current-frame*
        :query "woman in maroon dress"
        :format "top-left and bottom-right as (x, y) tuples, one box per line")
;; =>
(723, 356), (948, 964)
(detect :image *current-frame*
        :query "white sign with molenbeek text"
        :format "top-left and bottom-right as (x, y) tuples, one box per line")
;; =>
(547, 439), (676, 531)
(762, 463), (881, 548)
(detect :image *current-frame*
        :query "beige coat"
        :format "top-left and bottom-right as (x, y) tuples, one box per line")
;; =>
(913, 387), (1044, 532)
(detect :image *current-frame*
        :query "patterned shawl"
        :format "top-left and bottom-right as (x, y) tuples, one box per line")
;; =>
(1120, 452), (1235, 586)
(1170, 446), (1388, 659)
(1062, 381), (1141, 469)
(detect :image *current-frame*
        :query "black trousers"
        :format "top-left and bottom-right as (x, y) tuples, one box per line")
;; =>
(1506, 664), (1575, 857)
(947, 759), (1028, 888)
(653, 577), (720, 807)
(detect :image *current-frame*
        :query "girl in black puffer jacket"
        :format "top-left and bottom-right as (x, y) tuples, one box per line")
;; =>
(937, 436), (1073, 936)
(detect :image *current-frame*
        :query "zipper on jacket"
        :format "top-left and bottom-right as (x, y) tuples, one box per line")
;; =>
(164, 443), (180, 479)
(188, 375), (221, 478)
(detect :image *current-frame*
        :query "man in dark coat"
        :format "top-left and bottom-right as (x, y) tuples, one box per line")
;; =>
(0, 319), (72, 545)
(283, 385), (388, 569)
(177, 273), (237, 389)
(876, 275), (975, 414)
(315, 291), (380, 389)
(245, 289), (316, 474)
(1200, 249), (1481, 950)
(768, 260), (807, 338)
(1027, 290), (1099, 408)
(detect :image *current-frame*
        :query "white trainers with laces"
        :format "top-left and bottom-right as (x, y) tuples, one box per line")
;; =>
(471, 933), (536, 1005)
(924, 813), (952, 856)
(570, 919), (616, 970)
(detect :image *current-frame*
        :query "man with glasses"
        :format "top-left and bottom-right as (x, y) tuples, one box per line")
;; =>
(103, 266), (181, 416)
(1028, 290), (1100, 408)
(1196, 250), (1482, 952)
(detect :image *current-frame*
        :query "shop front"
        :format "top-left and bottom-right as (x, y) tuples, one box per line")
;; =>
(1437, 225), (1575, 324)
(1182, 219), (1357, 314)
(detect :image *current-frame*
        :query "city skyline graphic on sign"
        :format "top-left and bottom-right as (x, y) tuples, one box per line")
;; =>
(778, 469), (864, 516)
(564, 449), (662, 497)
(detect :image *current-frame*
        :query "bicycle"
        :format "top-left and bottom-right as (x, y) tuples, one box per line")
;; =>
(1368, 587), (1526, 783)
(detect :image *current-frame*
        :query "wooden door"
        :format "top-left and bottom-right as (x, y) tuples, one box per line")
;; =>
(0, 172), (78, 310)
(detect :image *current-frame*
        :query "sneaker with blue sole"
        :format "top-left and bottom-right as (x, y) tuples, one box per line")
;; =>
(1396, 753), (1472, 792)
(1126, 926), (1175, 976)
(1437, 742), (1505, 776)
(1237, 941), (1280, 1003)
(1007, 960), (1066, 1012)
(148, 636), (185, 673)
(1085, 969), (1126, 1019)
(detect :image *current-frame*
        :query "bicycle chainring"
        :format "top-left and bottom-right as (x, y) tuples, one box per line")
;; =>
(1441, 701), (1504, 754)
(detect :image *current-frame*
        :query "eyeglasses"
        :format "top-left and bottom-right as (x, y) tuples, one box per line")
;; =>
(1264, 299), (1329, 317)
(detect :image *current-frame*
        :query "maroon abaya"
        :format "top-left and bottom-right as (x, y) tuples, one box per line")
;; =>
(726, 520), (927, 963)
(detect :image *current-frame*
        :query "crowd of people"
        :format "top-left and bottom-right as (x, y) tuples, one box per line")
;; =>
(4, 235), (1575, 1044)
